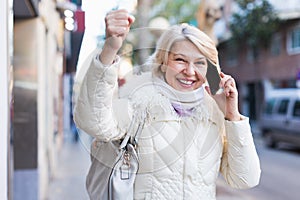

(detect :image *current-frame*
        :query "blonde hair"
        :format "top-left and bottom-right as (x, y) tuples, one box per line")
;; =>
(147, 23), (220, 78)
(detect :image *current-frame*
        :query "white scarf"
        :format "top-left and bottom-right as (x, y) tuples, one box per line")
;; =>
(152, 76), (204, 116)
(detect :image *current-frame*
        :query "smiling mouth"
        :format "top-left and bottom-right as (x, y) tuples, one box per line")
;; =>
(178, 79), (194, 86)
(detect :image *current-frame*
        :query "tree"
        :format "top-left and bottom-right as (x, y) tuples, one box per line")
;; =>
(131, 0), (199, 66)
(230, 0), (279, 50)
(151, 0), (200, 25)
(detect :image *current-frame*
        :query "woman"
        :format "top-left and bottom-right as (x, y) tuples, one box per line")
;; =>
(74, 9), (261, 200)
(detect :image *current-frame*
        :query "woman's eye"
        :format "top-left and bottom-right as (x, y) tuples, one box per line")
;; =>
(195, 61), (206, 67)
(175, 58), (185, 62)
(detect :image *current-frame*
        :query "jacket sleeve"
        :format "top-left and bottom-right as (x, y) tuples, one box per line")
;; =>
(73, 51), (131, 141)
(220, 116), (261, 189)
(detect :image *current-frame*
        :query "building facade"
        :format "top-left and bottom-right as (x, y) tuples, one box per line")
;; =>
(218, 8), (300, 120)
(13, 0), (65, 199)
(0, 0), (84, 199)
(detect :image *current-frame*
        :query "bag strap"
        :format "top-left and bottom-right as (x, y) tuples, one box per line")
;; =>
(120, 111), (146, 149)
(131, 111), (146, 146)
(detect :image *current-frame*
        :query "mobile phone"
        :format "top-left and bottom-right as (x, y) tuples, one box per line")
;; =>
(206, 59), (221, 95)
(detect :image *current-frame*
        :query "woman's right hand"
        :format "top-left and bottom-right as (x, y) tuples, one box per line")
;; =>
(99, 9), (135, 65)
(105, 9), (135, 51)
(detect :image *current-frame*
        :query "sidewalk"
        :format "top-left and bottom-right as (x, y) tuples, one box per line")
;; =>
(46, 131), (91, 200)
(46, 131), (257, 200)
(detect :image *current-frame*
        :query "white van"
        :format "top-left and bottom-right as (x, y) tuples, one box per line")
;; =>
(260, 88), (300, 148)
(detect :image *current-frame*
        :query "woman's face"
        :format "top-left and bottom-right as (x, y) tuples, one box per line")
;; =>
(164, 39), (207, 92)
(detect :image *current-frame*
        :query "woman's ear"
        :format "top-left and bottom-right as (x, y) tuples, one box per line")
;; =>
(161, 64), (167, 73)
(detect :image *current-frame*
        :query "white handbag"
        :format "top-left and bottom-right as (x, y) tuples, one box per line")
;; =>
(86, 114), (145, 200)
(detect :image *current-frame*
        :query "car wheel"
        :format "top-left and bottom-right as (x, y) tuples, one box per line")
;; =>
(264, 132), (277, 148)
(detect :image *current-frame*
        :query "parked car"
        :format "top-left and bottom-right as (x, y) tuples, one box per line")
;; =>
(260, 88), (300, 148)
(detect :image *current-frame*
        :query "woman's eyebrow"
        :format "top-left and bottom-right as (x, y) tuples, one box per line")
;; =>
(171, 52), (185, 56)
(195, 56), (206, 60)
(171, 52), (206, 60)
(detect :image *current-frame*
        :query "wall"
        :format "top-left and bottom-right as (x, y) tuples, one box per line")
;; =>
(219, 20), (300, 82)
(13, 18), (44, 200)
(13, 1), (64, 199)
(0, 0), (13, 199)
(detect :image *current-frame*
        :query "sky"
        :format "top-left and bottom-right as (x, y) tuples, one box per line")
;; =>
(76, 0), (137, 75)
(270, 0), (300, 11)
(77, 0), (115, 70)
(75, 0), (138, 87)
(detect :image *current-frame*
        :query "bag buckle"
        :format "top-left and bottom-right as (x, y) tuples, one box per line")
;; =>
(120, 151), (131, 180)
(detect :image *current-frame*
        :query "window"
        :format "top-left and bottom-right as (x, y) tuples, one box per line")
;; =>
(287, 26), (300, 54)
(277, 99), (289, 115)
(225, 44), (238, 66)
(270, 34), (281, 56)
(293, 100), (300, 117)
(264, 99), (275, 114)
(246, 47), (260, 62)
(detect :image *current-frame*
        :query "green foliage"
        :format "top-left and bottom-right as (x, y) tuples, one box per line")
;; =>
(230, 0), (279, 49)
(151, 0), (200, 24)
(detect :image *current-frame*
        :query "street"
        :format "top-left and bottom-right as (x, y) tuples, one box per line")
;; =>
(218, 137), (300, 200)
(47, 133), (300, 200)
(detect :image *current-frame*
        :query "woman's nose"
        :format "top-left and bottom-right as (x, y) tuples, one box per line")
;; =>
(184, 63), (196, 75)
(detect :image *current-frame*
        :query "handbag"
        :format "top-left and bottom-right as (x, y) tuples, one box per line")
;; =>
(86, 114), (145, 200)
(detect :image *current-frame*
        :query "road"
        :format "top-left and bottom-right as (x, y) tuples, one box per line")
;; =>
(217, 137), (300, 200)
(47, 132), (300, 200)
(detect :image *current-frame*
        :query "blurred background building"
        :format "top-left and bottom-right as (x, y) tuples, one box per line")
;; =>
(216, 0), (300, 120)
(1, 0), (84, 199)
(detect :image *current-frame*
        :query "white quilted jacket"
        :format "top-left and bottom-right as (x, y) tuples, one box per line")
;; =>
(74, 54), (261, 200)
